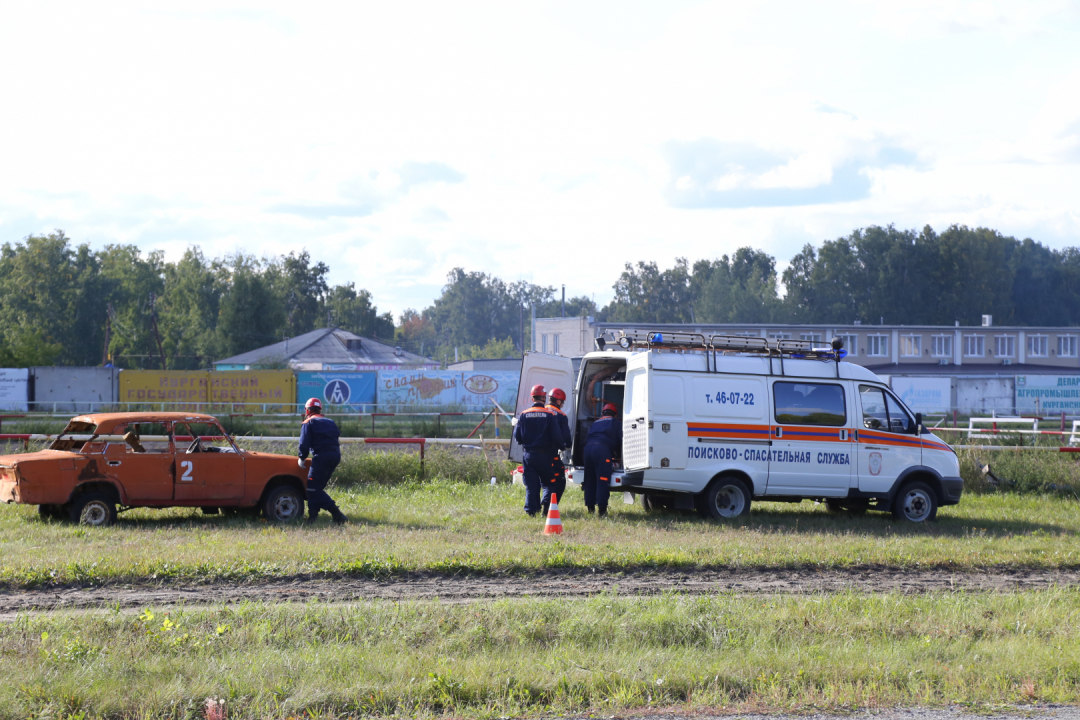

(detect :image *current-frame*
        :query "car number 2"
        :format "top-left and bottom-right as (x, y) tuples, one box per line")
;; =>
(180, 460), (194, 482)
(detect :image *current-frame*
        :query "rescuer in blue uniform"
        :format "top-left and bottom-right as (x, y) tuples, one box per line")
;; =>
(583, 402), (622, 516)
(298, 397), (348, 525)
(543, 387), (572, 517)
(513, 384), (559, 517)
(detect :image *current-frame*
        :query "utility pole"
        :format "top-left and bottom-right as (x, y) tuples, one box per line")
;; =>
(519, 304), (524, 352)
(102, 304), (114, 366)
(149, 293), (167, 370)
(561, 285), (565, 318)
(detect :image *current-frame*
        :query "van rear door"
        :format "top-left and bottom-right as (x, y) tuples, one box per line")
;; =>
(622, 353), (687, 472)
(509, 352), (575, 462)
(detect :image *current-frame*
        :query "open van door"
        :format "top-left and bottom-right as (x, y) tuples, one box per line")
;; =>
(509, 352), (576, 462)
(622, 352), (687, 472)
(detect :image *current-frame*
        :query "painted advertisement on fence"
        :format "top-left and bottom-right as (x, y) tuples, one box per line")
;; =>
(1016, 375), (1080, 413)
(297, 372), (377, 411)
(0, 368), (29, 411)
(377, 370), (519, 409)
(120, 371), (295, 411)
(890, 377), (951, 413)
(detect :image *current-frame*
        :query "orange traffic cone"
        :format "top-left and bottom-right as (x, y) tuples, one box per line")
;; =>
(543, 493), (563, 535)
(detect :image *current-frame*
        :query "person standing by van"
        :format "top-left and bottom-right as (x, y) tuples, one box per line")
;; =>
(583, 402), (622, 516)
(544, 388), (572, 517)
(514, 385), (560, 517)
(298, 397), (349, 525)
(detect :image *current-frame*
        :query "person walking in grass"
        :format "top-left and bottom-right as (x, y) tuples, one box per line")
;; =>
(298, 397), (349, 525)
(544, 387), (572, 518)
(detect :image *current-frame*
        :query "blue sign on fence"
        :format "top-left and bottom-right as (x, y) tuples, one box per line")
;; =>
(296, 372), (377, 411)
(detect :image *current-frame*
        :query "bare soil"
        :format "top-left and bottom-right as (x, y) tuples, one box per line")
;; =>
(1, 566), (1077, 616)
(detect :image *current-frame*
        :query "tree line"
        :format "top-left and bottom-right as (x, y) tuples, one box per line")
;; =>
(2, 224), (1077, 368)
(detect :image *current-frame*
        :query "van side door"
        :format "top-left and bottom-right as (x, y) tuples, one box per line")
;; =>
(767, 381), (852, 496)
(855, 385), (922, 495)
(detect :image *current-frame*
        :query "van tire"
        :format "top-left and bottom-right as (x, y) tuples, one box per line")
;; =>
(891, 480), (938, 523)
(70, 493), (117, 527)
(263, 485), (304, 523)
(701, 476), (752, 520)
(641, 494), (658, 513)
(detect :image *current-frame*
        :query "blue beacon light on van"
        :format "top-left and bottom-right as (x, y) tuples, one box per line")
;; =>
(648, 333), (664, 344)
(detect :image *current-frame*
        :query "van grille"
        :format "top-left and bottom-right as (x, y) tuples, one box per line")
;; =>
(623, 418), (649, 470)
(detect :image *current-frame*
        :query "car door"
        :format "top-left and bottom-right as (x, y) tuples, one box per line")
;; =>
(855, 384), (922, 494)
(103, 422), (175, 502)
(509, 352), (575, 462)
(174, 422), (245, 502)
(767, 380), (851, 496)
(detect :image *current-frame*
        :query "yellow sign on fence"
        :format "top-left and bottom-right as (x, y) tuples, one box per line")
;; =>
(119, 370), (296, 412)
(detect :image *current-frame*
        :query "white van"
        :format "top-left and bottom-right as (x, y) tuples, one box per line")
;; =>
(511, 330), (961, 523)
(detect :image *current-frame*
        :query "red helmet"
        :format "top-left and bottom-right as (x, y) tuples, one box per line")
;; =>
(530, 384), (546, 397)
(305, 397), (322, 413)
(549, 388), (566, 402)
(602, 402), (618, 415)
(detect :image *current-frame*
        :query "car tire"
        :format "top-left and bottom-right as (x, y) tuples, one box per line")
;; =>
(263, 485), (303, 523)
(702, 476), (752, 520)
(891, 480), (938, 523)
(70, 493), (117, 527)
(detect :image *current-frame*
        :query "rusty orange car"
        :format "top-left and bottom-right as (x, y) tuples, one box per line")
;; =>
(0, 412), (309, 526)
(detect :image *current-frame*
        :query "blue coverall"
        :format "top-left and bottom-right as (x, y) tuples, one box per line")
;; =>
(298, 415), (345, 521)
(543, 404), (572, 513)
(583, 414), (622, 514)
(513, 402), (559, 516)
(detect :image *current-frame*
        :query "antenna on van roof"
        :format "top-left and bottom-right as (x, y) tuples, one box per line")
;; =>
(610, 330), (846, 375)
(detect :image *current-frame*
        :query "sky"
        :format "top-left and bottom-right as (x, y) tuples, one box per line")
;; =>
(1, 1), (1079, 318)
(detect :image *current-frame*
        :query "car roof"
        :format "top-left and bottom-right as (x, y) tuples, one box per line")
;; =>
(70, 412), (221, 427)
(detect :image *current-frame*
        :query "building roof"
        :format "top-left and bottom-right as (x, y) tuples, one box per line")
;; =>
(216, 328), (433, 367)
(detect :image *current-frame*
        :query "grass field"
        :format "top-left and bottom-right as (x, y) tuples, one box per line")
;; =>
(4, 590), (1079, 718)
(2, 473), (1079, 587)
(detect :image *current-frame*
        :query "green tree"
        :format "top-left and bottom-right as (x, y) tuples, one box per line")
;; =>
(215, 255), (286, 358)
(326, 283), (394, 339)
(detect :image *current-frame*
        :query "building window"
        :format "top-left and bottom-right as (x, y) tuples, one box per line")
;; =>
(767, 332), (791, 340)
(964, 335), (985, 357)
(838, 334), (858, 357)
(1028, 335), (1048, 358)
(799, 332), (823, 343)
(994, 335), (1015, 358)
(899, 335), (921, 357)
(542, 334), (548, 353)
(553, 334), (560, 355)
(866, 334), (888, 357)
(931, 335), (952, 358)
(1059, 335), (1078, 358)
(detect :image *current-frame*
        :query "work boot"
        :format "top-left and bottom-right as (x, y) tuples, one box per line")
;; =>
(541, 503), (550, 518)
(586, 505), (595, 514)
(305, 514), (320, 526)
(331, 510), (349, 525)
(598, 505), (608, 518)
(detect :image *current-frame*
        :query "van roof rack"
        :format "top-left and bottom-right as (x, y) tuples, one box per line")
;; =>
(604, 329), (842, 358)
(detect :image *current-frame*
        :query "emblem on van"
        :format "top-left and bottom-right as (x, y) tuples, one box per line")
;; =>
(869, 452), (883, 476)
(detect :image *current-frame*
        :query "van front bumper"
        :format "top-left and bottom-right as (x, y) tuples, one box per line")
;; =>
(941, 476), (963, 505)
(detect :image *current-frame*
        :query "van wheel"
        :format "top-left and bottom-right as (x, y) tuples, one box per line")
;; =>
(70, 493), (117, 527)
(263, 486), (303, 523)
(891, 481), (938, 523)
(702, 477), (751, 519)
(641, 494), (658, 513)
(825, 499), (844, 513)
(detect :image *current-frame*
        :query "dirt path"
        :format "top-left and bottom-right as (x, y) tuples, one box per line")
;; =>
(1, 566), (1076, 616)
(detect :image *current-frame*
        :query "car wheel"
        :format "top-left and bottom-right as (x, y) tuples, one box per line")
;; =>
(825, 499), (844, 513)
(891, 481), (938, 523)
(703, 476), (752, 519)
(70, 493), (117, 527)
(263, 485), (303, 523)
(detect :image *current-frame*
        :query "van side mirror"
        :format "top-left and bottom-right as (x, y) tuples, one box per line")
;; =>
(914, 412), (923, 434)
